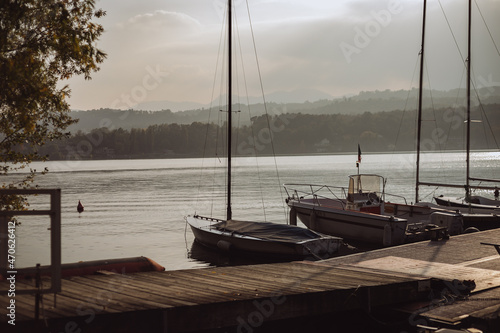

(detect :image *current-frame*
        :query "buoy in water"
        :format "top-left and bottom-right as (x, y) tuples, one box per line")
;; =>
(77, 200), (84, 213)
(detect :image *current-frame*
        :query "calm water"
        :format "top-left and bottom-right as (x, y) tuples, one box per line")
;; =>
(7, 151), (499, 271)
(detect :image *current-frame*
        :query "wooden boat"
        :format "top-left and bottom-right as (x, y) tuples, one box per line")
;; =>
(186, 0), (341, 260)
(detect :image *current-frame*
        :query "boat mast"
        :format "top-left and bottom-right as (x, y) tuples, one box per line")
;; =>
(226, 0), (233, 221)
(415, 0), (427, 203)
(466, 0), (472, 200)
(417, 0), (498, 194)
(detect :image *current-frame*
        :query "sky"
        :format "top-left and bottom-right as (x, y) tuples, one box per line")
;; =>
(66, 0), (500, 111)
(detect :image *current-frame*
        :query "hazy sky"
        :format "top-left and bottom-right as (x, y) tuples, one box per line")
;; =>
(66, 0), (500, 110)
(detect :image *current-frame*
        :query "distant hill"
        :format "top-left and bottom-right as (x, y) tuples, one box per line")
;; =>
(41, 104), (500, 160)
(69, 87), (500, 133)
(133, 88), (336, 111)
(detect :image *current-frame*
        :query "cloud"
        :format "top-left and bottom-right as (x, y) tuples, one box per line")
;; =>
(66, 0), (500, 111)
(122, 10), (202, 35)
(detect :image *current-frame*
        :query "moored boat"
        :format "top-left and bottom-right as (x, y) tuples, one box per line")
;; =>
(186, 0), (342, 260)
(285, 174), (463, 247)
(187, 215), (341, 259)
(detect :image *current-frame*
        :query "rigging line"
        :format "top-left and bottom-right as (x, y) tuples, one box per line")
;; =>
(218, 17), (229, 216)
(197, 4), (228, 213)
(423, 57), (444, 154)
(442, 66), (467, 152)
(421, 57), (447, 200)
(245, 0), (287, 223)
(437, 0), (466, 63)
(391, 55), (420, 157)
(211, 8), (230, 217)
(474, 0), (500, 58)
(469, 67), (492, 149)
(470, 68), (500, 150)
(233, 12), (242, 168)
(235, 7), (268, 221)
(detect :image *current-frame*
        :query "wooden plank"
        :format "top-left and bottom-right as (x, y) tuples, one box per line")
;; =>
(39, 276), (163, 315)
(169, 268), (286, 297)
(183, 265), (317, 294)
(12, 293), (81, 319)
(227, 264), (357, 290)
(135, 272), (245, 303)
(285, 262), (417, 285)
(219, 265), (326, 293)
(351, 256), (500, 292)
(78, 275), (194, 307)
(299, 261), (428, 282)
(80, 274), (205, 306)
(420, 286), (500, 324)
(63, 276), (176, 310)
(140, 271), (270, 300)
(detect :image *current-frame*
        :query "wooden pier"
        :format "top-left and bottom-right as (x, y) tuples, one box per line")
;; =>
(1, 261), (433, 332)
(2, 228), (500, 332)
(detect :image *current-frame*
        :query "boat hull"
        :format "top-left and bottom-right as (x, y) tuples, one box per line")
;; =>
(187, 215), (341, 259)
(288, 200), (407, 247)
(435, 196), (500, 213)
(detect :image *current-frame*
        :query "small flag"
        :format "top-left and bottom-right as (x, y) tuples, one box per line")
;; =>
(357, 144), (362, 163)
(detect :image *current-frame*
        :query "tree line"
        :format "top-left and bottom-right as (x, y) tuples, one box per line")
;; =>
(35, 104), (500, 160)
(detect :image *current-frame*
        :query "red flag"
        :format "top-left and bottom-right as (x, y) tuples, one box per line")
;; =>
(357, 144), (361, 163)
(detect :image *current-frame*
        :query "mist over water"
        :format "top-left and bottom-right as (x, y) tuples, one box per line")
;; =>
(8, 151), (499, 271)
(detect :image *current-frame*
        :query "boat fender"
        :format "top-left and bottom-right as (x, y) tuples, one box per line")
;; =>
(464, 227), (480, 234)
(217, 240), (232, 252)
(289, 208), (297, 226)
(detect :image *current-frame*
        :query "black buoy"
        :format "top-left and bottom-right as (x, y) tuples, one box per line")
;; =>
(77, 200), (84, 213)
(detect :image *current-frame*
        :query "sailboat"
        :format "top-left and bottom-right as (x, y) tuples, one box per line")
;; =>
(416, 0), (500, 213)
(186, 0), (341, 259)
(284, 0), (467, 247)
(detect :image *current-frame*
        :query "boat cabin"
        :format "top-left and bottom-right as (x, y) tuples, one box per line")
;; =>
(346, 174), (386, 213)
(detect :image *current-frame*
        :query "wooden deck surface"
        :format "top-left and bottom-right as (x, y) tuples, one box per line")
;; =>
(0, 261), (432, 332)
(323, 228), (500, 328)
(2, 228), (500, 332)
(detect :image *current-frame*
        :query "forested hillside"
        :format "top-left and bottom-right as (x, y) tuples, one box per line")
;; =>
(38, 104), (499, 160)
(69, 87), (500, 132)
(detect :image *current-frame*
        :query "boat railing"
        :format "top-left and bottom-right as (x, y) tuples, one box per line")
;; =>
(284, 183), (348, 208)
(284, 183), (409, 207)
(384, 193), (408, 205)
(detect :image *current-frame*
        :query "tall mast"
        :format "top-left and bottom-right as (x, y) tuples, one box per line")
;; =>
(226, 0), (233, 220)
(415, 0), (427, 203)
(466, 0), (472, 199)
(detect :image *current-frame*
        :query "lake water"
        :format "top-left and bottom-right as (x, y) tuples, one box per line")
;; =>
(6, 151), (499, 271)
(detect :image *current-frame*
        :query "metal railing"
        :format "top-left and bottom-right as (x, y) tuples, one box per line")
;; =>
(284, 183), (409, 207)
(0, 189), (61, 295)
(284, 183), (348, 209)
